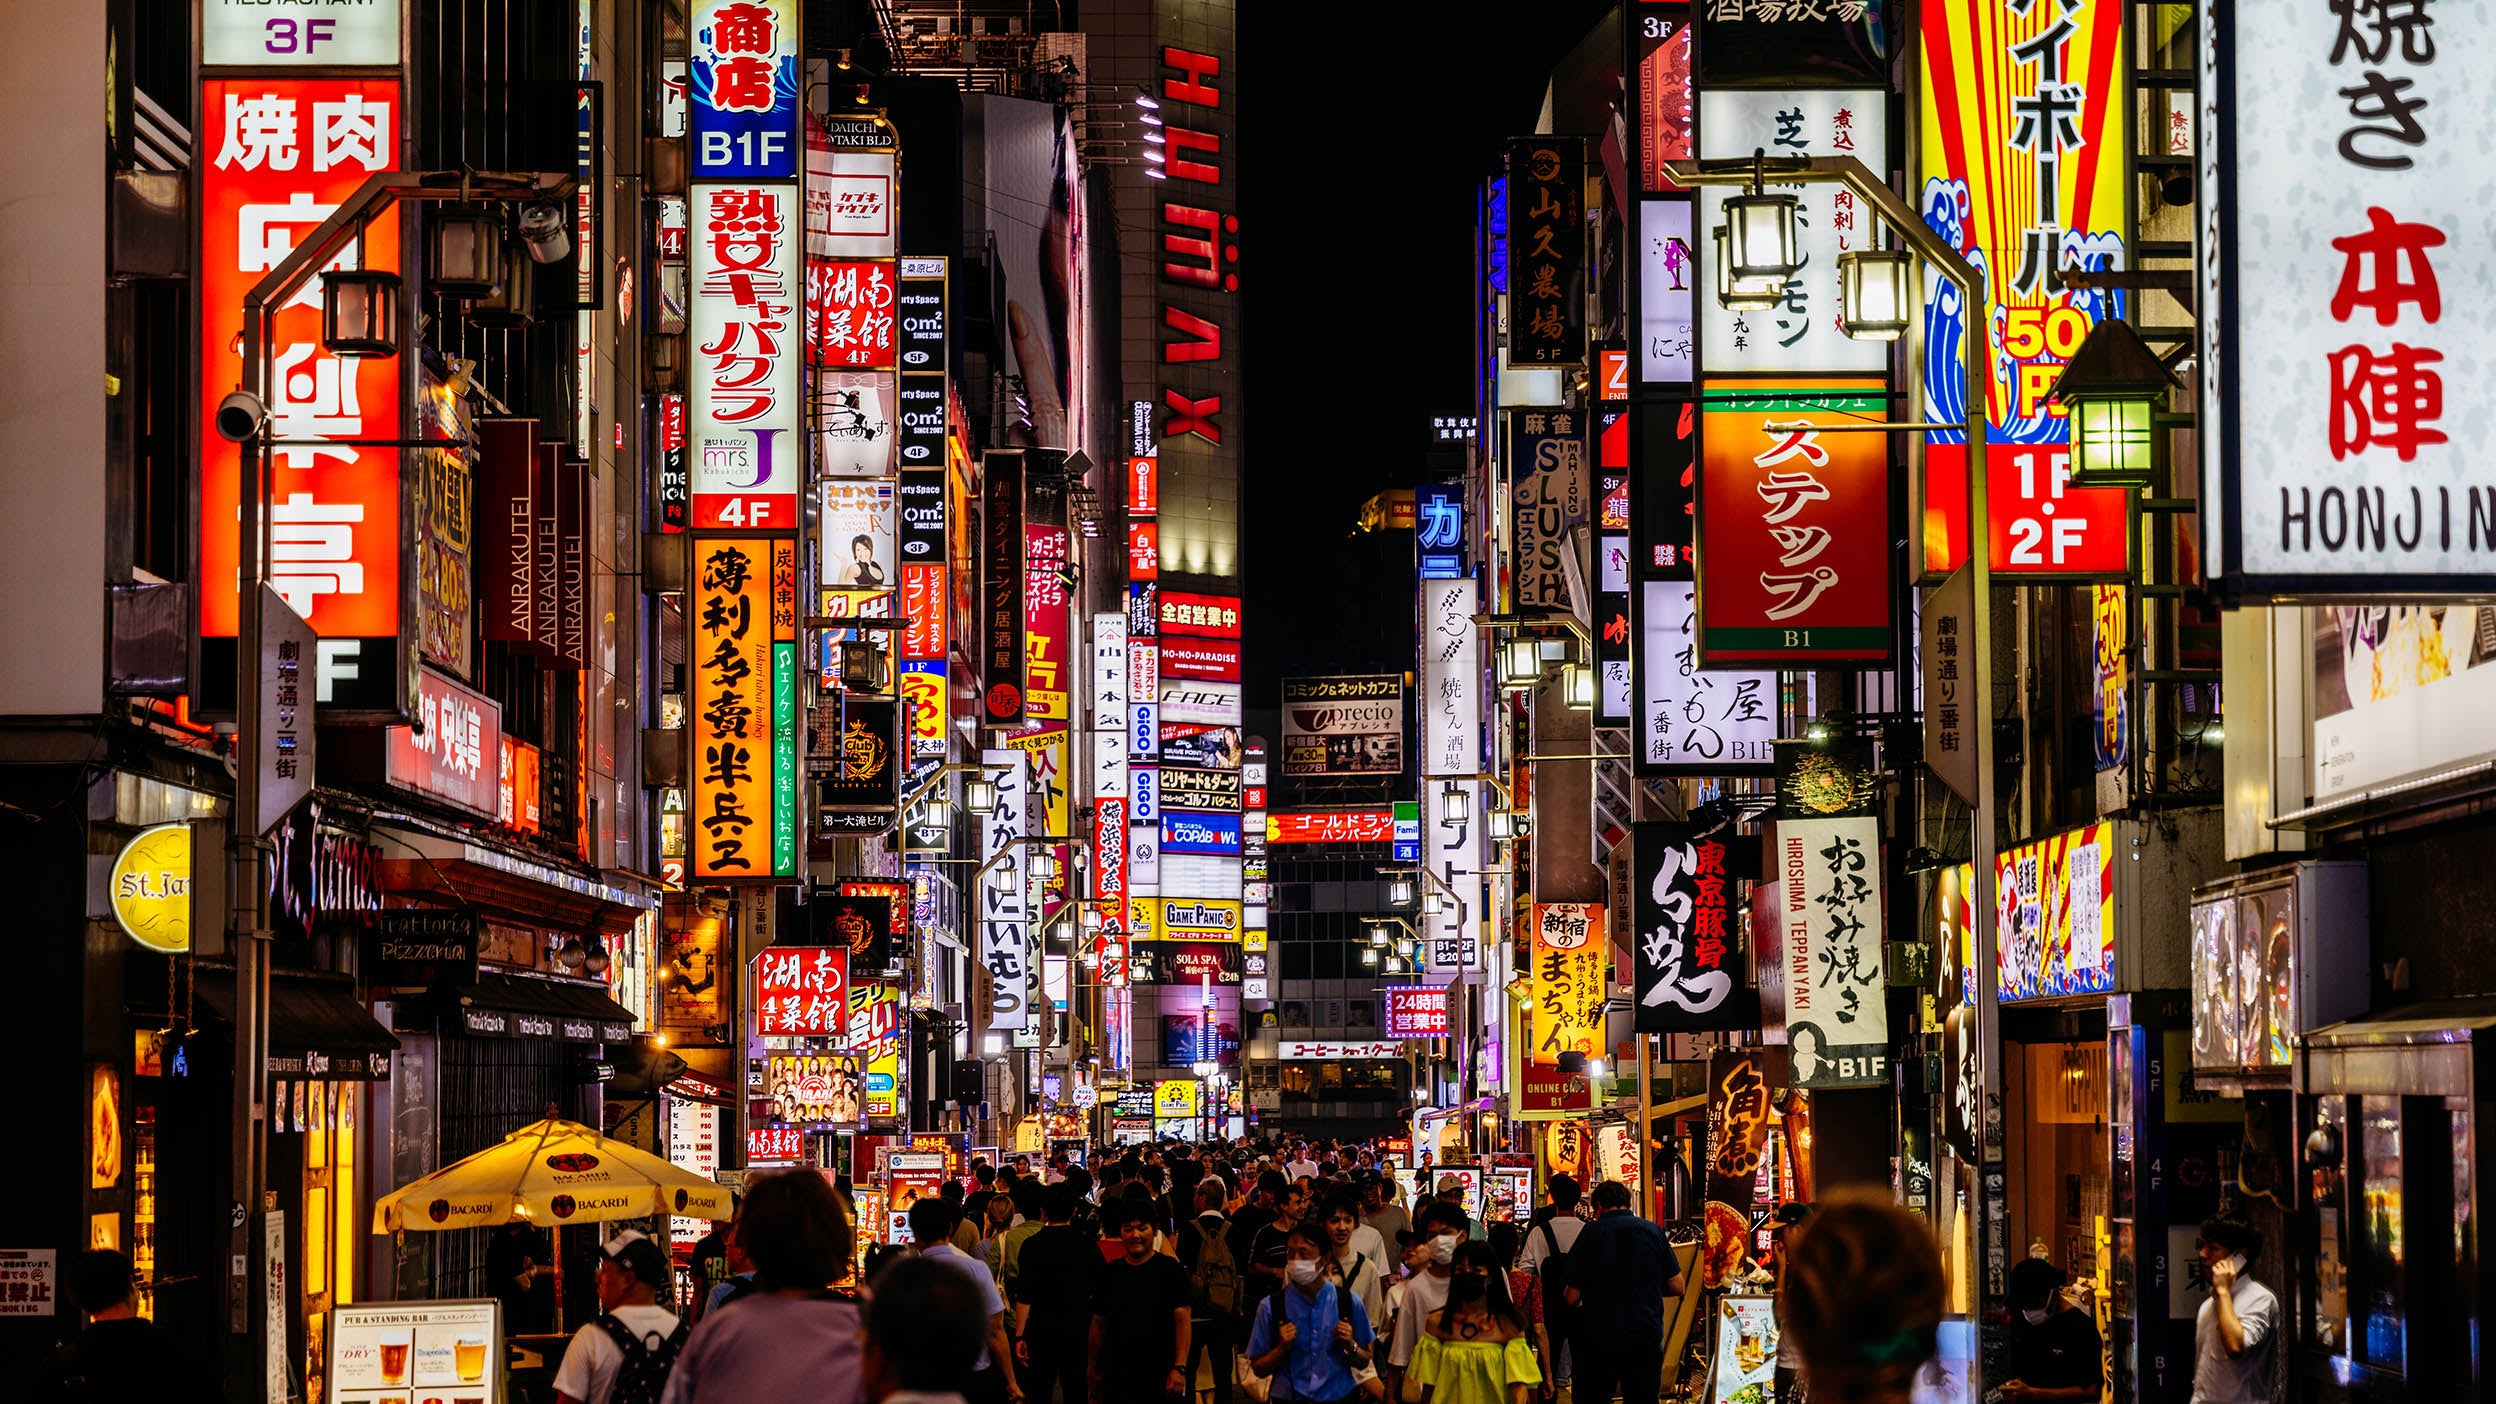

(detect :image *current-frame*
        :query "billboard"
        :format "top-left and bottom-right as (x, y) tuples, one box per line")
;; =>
(689, 182), (803, 530)
(2313, 606), (2496, 798)
(818, 478), (896, 593)
(1992, 822), (2115, 1003)
(1527, 903), (1608, 1064)
(1696, 379), (1892, 663)
(978, 749), (1032, 1031)
(689, 537), (799, 879)
(1630, 822), (1752, 1032)
(1694, 90), (1889, 376)
(1919, 0), (2131, 578)
(981, 452), (1026, 725)
(1506, 137), (1587, 367)
(688, 0), (799, 181)
(1281, 675), (1404, 776)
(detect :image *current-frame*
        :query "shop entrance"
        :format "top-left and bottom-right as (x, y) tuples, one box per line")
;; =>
(2007, 1036), (2113, 1398)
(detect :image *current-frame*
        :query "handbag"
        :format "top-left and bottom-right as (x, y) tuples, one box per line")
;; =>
(1235, 1351), (1274, 1404)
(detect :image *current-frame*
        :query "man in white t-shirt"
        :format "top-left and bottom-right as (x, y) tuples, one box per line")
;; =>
(1518, 1174), (1587, 1274)
(2191, 1216), (2280, 1404)
(1283, 1144), (1320, 1181)
(554, 1231), (685, 1404)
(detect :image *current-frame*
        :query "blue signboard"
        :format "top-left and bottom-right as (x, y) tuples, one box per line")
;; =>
(1161, 810), (1243, 857)
(689, 0), (800, 181)
(1417, 484), (1464, 579)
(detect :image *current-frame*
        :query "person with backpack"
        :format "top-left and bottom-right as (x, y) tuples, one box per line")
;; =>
(1564, 1182), (1684, 1404)
(1517, 1175), (1583, 1398)
(1318, 1193), (1386, 1331)
(1178, 1177), (1244, 1404)
(1241, 1221), (1376, 1404)
(554, 1230), (686, 1404)
(661, 1169), (865, 1404)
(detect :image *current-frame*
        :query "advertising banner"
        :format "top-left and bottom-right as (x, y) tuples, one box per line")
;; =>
(1919, 0), (2131, 578)
(689, 183), (803, 530)
(385, 669), (504, 817)
(1025, 524), (1071, 721)
(1160, 680), (1243, 727)
(1528, 903), (1608, 1064)
(1639, 198), (1696, 387)
(1696, 379), (1892, 663)
(1632, 397), (1697, 580)
(1158, 592), (1242, 639)
(1161, 811), (1243, 857)
(979, 749), (1031, 1031)
(1506, 137), (1587, 367)
(2313, 606), (2496, 797)
(1160, 638), (1243, 682)
(1631, 822), (1752, 1031)
(804, 144), (897, 259)
(1280, 675), (1403, 776)
(1598, 448), (1634, 727)
(689, 537), (798, 879)
(805, 258), (895, 368)
(1694, 90), (1889, 376)
(1383, 985), (1452, 1039)
(981, 453), (1025, 725)
(1695, 0), (1885, 85)
(1776, 816), (1888, 1087)
(327, 1301), (500, 1404)
(1132, 942), (1242, 986)
(1634, 3), (1695, 192)
(766, 1053), (862, 1127)
(1507, 410), (1592, 612)
(1267, 810), (1396, 845)
(1160, 767), (1243, 814)
(1636, 580), (1776, 775)
(819, 478), (896, 593)
(755, 946), (847, 1037)
(1993, 822), (2115, 1003)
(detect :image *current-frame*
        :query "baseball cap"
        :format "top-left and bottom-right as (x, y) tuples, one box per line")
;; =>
(600, 1229), (671, 1290)
(1435, 1174), (1467, 1194)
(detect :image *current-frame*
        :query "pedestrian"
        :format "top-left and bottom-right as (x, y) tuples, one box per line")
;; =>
(1090, 1189), (1195, 1404)
(1247, 1176), (1310, 1316)
(862, 1254), (993, 1404)
(686, 1195), (742, 1322)
(948, 1180), (991, 1256)
(967, 1163), (1002, 1226)
(1242, 1220), (1377, 1404)
(1010, 1183), (1101, 1404)
(1318, 1192), (1388, 1330)
(1358, 1173), (1410, 1257)
(1998, 1258), (2101, 1404)
(2190, 1216), (2280, 1404)
(1386, 1201), (1469, 1399)
(1285, 1143), (1321, 1181)
(1431, 1177), (1486, 1241)
(1516, 1174), (1582, 1394)
(1484, 1224), (1550, 1399)
(48, 1248), (210, 1404)
(488, 1218), (558, 1333)
(1564, 1182), (1684, 1404)
(1176, 1177), (1244, 1404)
(701, 1214), (758, 1317)
(554, 1230), (686, 1404)
(660, 1169), (863, 1404)
(910, 1196), (1025, 1404)
(997, 1179), (1049, 1302)
(1405, 1239), (1539, 1404)
(1775, 1190), (1943, 1404)
(978, 1190), (1021, 1279)
(1231, 1170), (1282, 1272)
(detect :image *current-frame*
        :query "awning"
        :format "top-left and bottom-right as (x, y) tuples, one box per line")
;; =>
(192, 968), (400, 1081)
(369, 819), (659, 939)
(2298, 996), (2496, 1097)
(430, 972), (637, 1044)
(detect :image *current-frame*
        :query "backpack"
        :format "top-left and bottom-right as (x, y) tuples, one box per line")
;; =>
(1189, 1211), (1243, 1317)
(1536, 1220), (1579, 1337)
(595, 1312), (690, 1404)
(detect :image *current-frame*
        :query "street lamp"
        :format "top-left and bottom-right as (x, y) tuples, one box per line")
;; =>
(1498, 636), (1542, 689)
(2052, 317), (2178, 488)
(428, 205), (504, 296)
(1439, 783), (1471, 826)
(1836, 247), (1916, 342)
(320, 269), (401, 357)
(965, 776), (999, 815)
(1388, 876), (1416, 907)
(1721, 156), (1802, 283)
(1562, 661), (1595, 710)
(1713, 225), (1786, 311)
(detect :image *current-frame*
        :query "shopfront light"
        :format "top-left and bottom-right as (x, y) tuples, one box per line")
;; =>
(320, 269), (401, 358)
(1724, 185), (1802, 282)
(429, 206), (505, 298)
(1562, 662), (1595, 711)
(1837, 249), (1916, 342)
(1713, 225), (1786, 312)
(1499, 637), (1543, 688)
(2053, 318), (2177, 487)
(1388, 877), (1416, 907)
(965, 777), (999, 815)
(1487, 808), (1517, 841)
(1421, 888), (1444, 915)
(1440, 783), (1471, 826)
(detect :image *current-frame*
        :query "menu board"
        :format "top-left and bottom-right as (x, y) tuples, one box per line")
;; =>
(1707, 1295), (1778, 1404)
(1485, 1169), (1533, 1225)
(328, 1299), (501, 1404)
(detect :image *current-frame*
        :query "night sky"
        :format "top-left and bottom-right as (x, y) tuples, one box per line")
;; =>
(1238, 3), (1617, 710)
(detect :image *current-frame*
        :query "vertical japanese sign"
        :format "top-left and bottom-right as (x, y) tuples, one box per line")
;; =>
(688, 0), (798, 181)
(755, 945), (847, 1037)
(1637, 580), (1776, 775)
(1634, 3), (1695, 193)
(1024, 523), (1070, 721)
(805, 258), (896, 368)
(1506, 137), (1587, 368)
(1695, 91), (1889, 376)
(1920, 568), (1981, 805)
(1416, 483), (1465, 579)
(689, 182), (802, 530)
(2204, 0), (2495, 593)
(1529, 903), (1608, 1062)
(1919, 0), (2131, 576)
(1639, 198), (1697, 387)
(1696, 379), (1892, 663)
(1631, 822), (1751, 1031)
(1507, 409), (1590, 612)
(979, 748), (1031, 1032)
(1149, 39), (1240, 503)
(1597, 404), (1635, 726)
(1778, 816), (1887, 1088)
(198, 77), (403, 705)
(690, 537), (798, 879)
(981, 452), (1026, 725)
(1419, 578), (1483, 973)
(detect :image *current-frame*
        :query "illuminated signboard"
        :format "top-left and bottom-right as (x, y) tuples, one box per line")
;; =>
(1383, 986), (1451, 1039)
(1267, 811), (1396, 845)
(1158, 591), (1241, 639)
(689, 537), (799, 879)
(689, 183), (803, 530)
(688, 0), (799, 180)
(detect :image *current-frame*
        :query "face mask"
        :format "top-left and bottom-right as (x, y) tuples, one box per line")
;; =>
(2020, 1308), (2049, 1326)
(1288, 1260), (1321, 1286)
(1430, 1235), (1458, 1265)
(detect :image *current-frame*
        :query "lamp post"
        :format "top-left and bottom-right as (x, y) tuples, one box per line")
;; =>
(1667, 153), (2004, 1390)
(223, 169), (566, 1375)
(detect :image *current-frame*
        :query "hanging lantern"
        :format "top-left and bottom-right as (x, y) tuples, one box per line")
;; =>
(1722, 187), (1801, 281)
(2051, 318), (2179, 488)
(1562, 661), (1595, 710)
(1713, 226), (1784, 312)
(1836, 249), (1916, 342)
(1498, 636), (1543, 689)
(467, 248), (535, 329)
(429, 206), (505, 297)
(320, 269), (401, 358)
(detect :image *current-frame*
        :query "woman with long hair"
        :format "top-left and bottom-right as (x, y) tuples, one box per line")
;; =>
(662, 1169), (865, 1403)
(1776, 1190), (1946, 1404)
(1483, 1222), (1552, 1401)
(1405, 1240), (1541, 1404)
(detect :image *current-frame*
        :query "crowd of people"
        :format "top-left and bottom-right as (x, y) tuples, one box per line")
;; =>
(35, 1132), (2281, 1404)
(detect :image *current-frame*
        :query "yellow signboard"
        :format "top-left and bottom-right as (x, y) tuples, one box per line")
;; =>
(1141, 898), (1245, 943)
(1154, 1079), (1200, 1119)
(110, 823), (194, 953)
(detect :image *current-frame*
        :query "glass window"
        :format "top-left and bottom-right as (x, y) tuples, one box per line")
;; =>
(2359, 1095), (2406, 1373)
(2311, 1097), (2349, 1358)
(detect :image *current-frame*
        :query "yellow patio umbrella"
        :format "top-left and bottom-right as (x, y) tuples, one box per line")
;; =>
(374, 1115), (733, 1234)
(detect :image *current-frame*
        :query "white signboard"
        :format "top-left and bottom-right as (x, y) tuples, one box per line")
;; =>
(1639, 580), (1777, 772)
(1419, 577), (1483, 973)
(818, 478), (896, 590)
(1778, 815), (1889, 1088)
(1640, 197), (1695, 385)
(1160, 678), (1243, 727)
(1130, 822), (1162, 890)
(1279, 1040), (1403, 1061)
(2205, 0), (2496, 594)
(206, 1), (403, 66)
(668, 1096), (721, 1250)
(1092, 729), (1129, 801)
(1696, 90), (1890, 375)
(1091, 613), (1129, 727)
(690, 182), (804, 530)
(328, 1300), (501, 1404)
(806, 148), (898, 258)
(0, 1249), (54, 1316)
(980, 748), (1031, 1032)
(816, 369), (896, 479)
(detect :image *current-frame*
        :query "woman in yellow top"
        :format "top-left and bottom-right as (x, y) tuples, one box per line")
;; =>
(1404, 1241), (1542, 1404)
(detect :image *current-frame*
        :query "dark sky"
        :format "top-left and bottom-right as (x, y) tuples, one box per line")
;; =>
(1238, 2), (1616, 709)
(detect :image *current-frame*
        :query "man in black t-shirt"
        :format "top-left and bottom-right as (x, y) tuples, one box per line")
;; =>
(1242, 1179), (1306, 1323)
(2002, 1259), (2104, 1404)
(1013, 1183), (1101, 1404)
(1090, 1210), (1193, 1404)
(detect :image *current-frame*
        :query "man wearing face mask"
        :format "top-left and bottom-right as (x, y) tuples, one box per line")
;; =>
(1999, 1258), (2102, 1404)
(1387, 1202), (1470, 1399)
(2191, 1216), (2279, 1404)
(1244, 1222), (1376, 1404)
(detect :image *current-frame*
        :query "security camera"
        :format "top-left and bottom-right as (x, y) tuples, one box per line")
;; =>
(215, 390), (269, 443)
(517, 203), (571, 265)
